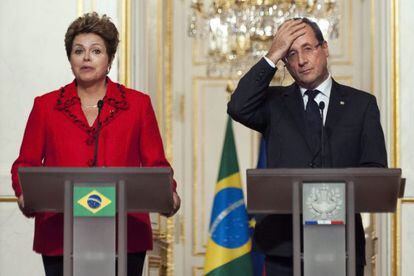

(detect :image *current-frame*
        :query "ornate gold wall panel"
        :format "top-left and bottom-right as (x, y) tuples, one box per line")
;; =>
(329, 0), (353, 65)
(165, 1), (175, 275)
(123, 1), (174, 274)
(370, 0), (376, 94)
(119, 0), (131, 87)
(391, 0), (400, 274)
(0, 197), (16, 203)
(77, 0), (83, 15)
(192, 266), (204, 276)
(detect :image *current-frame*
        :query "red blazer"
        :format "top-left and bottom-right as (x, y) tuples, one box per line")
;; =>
(11, 78), (176, 256)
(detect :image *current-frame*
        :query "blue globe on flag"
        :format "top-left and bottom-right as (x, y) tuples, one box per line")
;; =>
(87, 194), (102, 209)
(210, 187), (249, 249)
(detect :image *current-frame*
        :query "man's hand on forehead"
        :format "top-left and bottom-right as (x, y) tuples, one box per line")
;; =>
(265, 18), (307, 65)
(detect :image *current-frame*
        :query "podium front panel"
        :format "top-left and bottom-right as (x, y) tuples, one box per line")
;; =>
(72, 182), (116, 276)
(302, 182), (346, 276)
(73, 217), (115, 276)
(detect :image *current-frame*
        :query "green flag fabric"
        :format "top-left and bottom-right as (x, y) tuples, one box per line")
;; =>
(204, 117), (253, 276)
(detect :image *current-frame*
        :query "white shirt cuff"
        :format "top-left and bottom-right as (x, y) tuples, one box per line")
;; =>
(263, 56), (276, 68)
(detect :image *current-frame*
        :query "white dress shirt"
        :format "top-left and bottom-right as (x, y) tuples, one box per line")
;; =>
(299, 76), (331, 125)
(263, 56), (331, 125)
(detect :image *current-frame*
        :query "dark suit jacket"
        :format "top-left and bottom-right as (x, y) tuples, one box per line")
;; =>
(227, 58), (387, 265)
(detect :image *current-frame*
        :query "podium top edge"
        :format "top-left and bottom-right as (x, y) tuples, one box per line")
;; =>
(19, 167), (172, 174)
(246, 167), (402, 176)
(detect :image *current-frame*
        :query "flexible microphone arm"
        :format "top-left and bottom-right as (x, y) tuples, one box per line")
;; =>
(92, 100), (104, 166)
(319, 101), (325, 168)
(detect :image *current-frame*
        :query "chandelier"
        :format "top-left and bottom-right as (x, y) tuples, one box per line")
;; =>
(188, 0), (340, 78)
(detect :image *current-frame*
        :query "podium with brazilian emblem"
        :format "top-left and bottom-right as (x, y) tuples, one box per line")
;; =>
(18, 167), (174, 276)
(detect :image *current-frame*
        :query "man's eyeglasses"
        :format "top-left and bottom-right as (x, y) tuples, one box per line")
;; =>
(284, 43), (322, 63)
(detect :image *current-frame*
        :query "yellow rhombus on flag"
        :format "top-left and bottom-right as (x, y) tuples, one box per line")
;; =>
(77, 190), (112, 214)
(204, 117), (253, 276)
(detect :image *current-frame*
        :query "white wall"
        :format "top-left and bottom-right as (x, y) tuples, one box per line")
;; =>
(399, 1), (414, 275)
(0, 1), (120, 274)
(400, 1), (414, 196)
(0, 1), (76, 193)
(0, 1), (77, 274)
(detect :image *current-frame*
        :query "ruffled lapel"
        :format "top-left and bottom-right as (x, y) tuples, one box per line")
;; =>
(55, 80), (94, 143)
(55, 78), (129, 145)
(100, 78), (129, 128)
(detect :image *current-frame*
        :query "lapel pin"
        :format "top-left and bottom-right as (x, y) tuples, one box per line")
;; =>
(340, 101), (345, 105)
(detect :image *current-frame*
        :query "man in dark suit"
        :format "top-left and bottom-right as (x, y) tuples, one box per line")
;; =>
(227, 18), (387, 276)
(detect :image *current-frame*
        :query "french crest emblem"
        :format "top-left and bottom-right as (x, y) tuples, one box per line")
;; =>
(306, 184), (342, 220)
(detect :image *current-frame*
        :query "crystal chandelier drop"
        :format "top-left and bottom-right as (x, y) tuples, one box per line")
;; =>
(188, 0), (340, 78)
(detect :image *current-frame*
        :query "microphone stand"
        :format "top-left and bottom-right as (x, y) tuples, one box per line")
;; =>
(92, 100), (104, 167)
(319, 101), (325, 168)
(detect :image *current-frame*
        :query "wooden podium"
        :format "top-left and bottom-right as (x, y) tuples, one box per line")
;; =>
(247, 168), (403, 276)
(19, 167), (174, 276)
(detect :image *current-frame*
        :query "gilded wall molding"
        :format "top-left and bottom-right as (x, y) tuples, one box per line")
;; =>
(156, 0), (165, 130)
(332, 75), (353, 86)
(391, 0), (400, 169)
(370, 0), (376, 94)
(122, 0), (174, 273)
(0, 197), (16, 203)
(391, 0), (400, 274)
(192, 266), (204, 276)
(329, 0), (353, 66)
(77, 0), (83, 16)
(119, 0), (131, 87)
(165, 0), (175, 274)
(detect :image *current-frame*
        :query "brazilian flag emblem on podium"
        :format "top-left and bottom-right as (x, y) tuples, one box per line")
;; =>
(73, 187), (116, 217)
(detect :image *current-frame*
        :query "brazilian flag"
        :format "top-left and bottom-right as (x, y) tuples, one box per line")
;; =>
(204, 117), (253, 276)
(73, 186), (116, 217)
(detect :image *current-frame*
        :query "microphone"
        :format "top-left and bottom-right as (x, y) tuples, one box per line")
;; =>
(97, 99), (104, 109)
(318, 101), (325, 168)
(92, 100), (104, 166)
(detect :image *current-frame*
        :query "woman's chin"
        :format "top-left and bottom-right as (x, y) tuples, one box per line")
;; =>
(76, 75), (105, 85)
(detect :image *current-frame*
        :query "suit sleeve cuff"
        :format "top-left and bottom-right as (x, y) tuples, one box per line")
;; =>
(263, 56), (276, 68)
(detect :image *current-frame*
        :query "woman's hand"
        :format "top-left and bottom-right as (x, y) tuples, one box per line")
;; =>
(162, 191), (181, 217)
(17, 195), (35, 218)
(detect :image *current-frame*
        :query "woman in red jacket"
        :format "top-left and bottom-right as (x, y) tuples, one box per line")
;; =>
(11, 12), (180, 276)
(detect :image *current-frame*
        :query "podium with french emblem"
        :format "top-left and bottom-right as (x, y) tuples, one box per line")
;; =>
(246, 168), (403, 276)
(18, 167), (174, 276)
